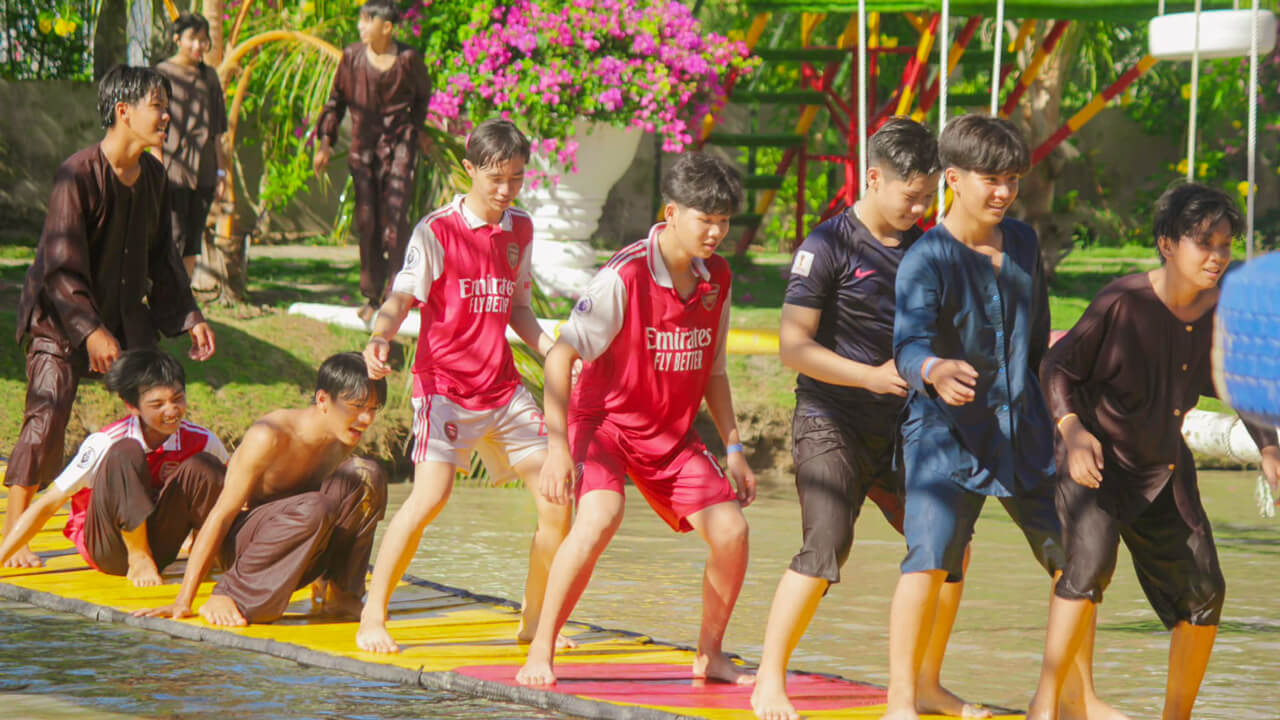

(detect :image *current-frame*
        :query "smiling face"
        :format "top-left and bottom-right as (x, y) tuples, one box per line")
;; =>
(464, 156), (526, 222)
(318, 389), (381, 447)
(663, 203), (730, 260)
(868, 167), (940, 232)
(1159, 217), (1233, 290)
(127, 384), (188, 444)
(946, 167), (1020, 225)
(117, 87), (170, 147)
(174, 27), (210, 64)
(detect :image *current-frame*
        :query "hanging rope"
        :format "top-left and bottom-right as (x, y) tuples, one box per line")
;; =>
(858, 0), (868, 194)
(1247, 0), (1259, 259)
(990, 0), (1005, 115)
(937, 0), (950, 223)
(1187, 0), (1203, 181)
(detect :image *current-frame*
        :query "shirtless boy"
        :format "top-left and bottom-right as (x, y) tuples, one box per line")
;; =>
(518, 152), (756, 687)
(138, 353), (388, 626)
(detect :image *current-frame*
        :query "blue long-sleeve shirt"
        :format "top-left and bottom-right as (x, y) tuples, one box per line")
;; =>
(893, 217), (1055, 497)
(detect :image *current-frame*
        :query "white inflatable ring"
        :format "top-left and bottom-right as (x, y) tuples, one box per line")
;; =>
(1149, 9), (1277, 61)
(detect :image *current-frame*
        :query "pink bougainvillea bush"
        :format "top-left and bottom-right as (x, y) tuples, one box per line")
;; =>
(413, 0), (756, 172)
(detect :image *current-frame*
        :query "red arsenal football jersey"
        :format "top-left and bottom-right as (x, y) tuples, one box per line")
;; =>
(392, 196), (534, 410)
(561, 224), (731, 459)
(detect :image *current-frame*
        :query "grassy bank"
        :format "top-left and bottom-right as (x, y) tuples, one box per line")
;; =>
(0, 241), (1239, 483)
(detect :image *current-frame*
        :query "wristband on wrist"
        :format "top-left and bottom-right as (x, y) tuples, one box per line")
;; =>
(922, 356), (940, 383)
(1056, 412), (1078, 429)
(726, 443), (744, 455)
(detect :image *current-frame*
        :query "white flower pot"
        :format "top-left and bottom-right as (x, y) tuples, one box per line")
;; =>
(522, 120), (644, 297)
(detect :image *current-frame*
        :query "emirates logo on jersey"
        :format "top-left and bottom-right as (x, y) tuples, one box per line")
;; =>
(701, 282), (721, 311)
(507, 242), (520, 268)
(444, 422), (459, 442)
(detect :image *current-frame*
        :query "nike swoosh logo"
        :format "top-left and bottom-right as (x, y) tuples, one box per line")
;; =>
(854, 267), (875, 279)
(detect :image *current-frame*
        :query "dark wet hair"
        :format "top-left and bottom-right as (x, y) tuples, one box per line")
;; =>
(171, 11), (210, 40)
(1153, 181), (1243, 247)
(105, 349), (186, 407)
(466, 118), (531, 169)
(938, 114), (1030, 175)
(869, 117), (940, 181)
(661, 151), (744, 216)
(359, 0), (401, 24)
(98, 64), (171, 129)
(315, 352), (386, 408)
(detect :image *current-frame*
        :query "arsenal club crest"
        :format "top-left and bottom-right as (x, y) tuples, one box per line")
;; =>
(403, 244), (422, 271)
(701, 282), (721, 311)
(507, 242), (520, 269)
(444, 422), (459, 442)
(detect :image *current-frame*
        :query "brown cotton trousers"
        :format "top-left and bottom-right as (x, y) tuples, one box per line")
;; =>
(84, 442), (225, 575)
(349, 136), (417, 304)
(212, 457), (388, 623)
(7, 338), (94, 490)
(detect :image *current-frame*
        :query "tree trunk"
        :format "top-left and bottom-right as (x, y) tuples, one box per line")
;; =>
(1012, 25), (1084, 278)
(93, 0), (128, 79)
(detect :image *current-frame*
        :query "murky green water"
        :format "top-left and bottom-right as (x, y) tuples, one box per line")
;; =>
(3, 470), (1276, 718)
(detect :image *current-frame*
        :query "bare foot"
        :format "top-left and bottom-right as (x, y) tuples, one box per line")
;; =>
(199, 594), (248, 627)
(356, 616), (401, 653)
(917, 682), (991, 718)
(3, 545), (42, 569)
(693, 651), (754, 685)
(310, 579), (364, 618)
(751, 673), (799, 720)
(1059, 694), (1130, 720)
(126, 558), (162, 588)
(516, 627), (578, 650)
(516, 655), (557, 686)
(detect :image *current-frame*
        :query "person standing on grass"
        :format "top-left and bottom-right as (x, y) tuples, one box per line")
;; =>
(0, 350), (227, 585)
(4, 65), (216, 571)
(313, 0), (431, 323)
(883, 114), (1113, 720)
(1025, 183), (1280, 720)
(155, 11), (230, 280)
(751, 118), (986, 720)
(355, 119), (570, 654)
(517, 152), (756, 688)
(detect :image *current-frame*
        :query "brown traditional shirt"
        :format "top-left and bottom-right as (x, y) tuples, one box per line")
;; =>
(315, 41), (431, 152)
(156, 60), (228, 190)
(17, 145), (205, 352)
(1041, 272), (1277, 518)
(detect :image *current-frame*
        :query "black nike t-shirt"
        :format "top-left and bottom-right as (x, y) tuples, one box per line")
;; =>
(784, 209), (921, 435)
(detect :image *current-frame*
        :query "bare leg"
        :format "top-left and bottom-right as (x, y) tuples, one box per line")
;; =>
(357, 461), (455, 653)
(517, 489), (625, 686)
(918, 546), (989, 718)
(183, 255), (197, 280)
(686, 500), (752, 685)
(883, 569), (948, 720)
(1027, 594), (1096, 720)
(1162, 622), (1216, 720)
(3, 485), (42, 568)
(120, 520), (162, 587)
(513, 451), (574, 647)
(751, 569), (827, 720)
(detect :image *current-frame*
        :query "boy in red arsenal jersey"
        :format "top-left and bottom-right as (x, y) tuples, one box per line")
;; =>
(357, 120), (568, 653)
(0, 350), (227, 584)
(517, 152), (756, 687)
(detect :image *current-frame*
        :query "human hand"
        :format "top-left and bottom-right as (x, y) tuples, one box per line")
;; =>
(538, 444), (576, 506)
(925, 358), (977, 406)
(313, 145), (332, 175)
(865, 359), (909, 397)
(133, 602), (194, 620)
(1060, 416), (1104, 489)
(188, 322), (216, 361)
(726, 450), (756, 508)
(86, 326), (121, 374)
(363, 337), (392, 379)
